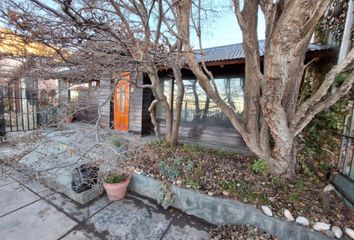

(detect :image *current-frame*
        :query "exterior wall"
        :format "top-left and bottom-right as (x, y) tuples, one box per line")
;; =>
(98, 79), (111, 128)
(127, 73), (153, 134)
(128, 73), (143, 133)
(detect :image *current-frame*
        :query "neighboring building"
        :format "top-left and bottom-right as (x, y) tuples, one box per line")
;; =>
(0, 27), (58, 133)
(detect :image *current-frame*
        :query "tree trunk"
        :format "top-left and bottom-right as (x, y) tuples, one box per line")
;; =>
(146, 67), (172, 143)
(170, 67), (184, 145)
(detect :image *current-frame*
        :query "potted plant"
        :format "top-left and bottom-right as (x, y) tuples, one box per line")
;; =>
(103, 172), (131, 201)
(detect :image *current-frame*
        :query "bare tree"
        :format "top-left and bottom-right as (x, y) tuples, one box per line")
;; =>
(0, 0), (186, 145)
(175, 0), (354, 178)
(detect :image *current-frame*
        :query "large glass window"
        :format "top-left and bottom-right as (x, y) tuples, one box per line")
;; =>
(157, 76), (244, 128)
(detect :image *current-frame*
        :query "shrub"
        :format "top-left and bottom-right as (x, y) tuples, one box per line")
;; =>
(111, 138), (123, 148)
(104, 174), (127, 184)
(251, 159), (267, 174)
(158, 156), (183, 180)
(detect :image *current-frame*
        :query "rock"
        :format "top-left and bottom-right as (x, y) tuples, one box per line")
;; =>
(313, 222), (330, 231)
(283, 209), (295, 221)
(176, 180), (182, 186)
(134, 169), (143, 174)
(323, 184), (335, 192)
(261, 206), (273, 217)
(208, 191), (214, 196)
(332, 226), (343, 239)
(295, 216), (309, 226)
(345, 228), (354, 239)
(324, 230), (335, 238)
(222, 191), (230, 197)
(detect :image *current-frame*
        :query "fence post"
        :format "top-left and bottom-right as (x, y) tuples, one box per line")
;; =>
(0, 88), (5, 137)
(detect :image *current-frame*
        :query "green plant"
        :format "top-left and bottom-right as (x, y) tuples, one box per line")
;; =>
(181, 143), (206, 153)
(104, 174), (127, 184)
(183, 159), (195, 172)
(213, 148), (239, 158)
(219, 180), (237, 193)
(287, 193), (300, 202)
(236, 181), (257, 203)
(296, 180), (306, 190)
(158, 156), (183, 180)
(111, 138), (123, 148)
(251, 159), (267, 174)
(148, 139), (167, 147)
(299, 158), (315, 177)
(159, 184), (175, 209)
(270, 176), (281, 187)
(185, 178), (200, 189)
(258, 193), (269, 205)
(319, 162), (331, 172)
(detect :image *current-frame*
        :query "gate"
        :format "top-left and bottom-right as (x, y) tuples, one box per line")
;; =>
(0, 86), (39, 136)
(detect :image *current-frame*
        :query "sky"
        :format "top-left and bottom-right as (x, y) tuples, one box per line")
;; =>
(1, 1), (266, 49)
(193, 8), (266, 48)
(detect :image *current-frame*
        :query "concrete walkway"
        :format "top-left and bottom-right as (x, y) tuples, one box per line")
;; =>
(0, 172), (210, 240)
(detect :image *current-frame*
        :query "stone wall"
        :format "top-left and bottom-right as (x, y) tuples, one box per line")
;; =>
(129, 173), (331, 240)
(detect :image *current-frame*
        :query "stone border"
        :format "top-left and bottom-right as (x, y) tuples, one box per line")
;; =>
(129, 173), (332, 240)
(332, 174), (354, 208)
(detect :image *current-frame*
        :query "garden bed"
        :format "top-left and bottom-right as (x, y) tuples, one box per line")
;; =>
(133, 141), (354, 236)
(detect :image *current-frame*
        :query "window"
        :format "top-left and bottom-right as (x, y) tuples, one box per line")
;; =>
(119, 86), (125, 112)
(69, 80), (100, 102)
(157, 75), (244, 128)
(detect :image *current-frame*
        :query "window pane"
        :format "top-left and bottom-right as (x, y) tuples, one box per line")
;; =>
(156, 76), (244, 129)
(120, 86), (125, 112)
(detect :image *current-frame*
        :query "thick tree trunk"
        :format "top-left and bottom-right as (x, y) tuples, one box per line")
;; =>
(170, 67), (184, 145)
(177, 0), (352, 179)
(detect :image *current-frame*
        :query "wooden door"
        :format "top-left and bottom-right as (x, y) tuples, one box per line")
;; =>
(114, 75), (130, 131)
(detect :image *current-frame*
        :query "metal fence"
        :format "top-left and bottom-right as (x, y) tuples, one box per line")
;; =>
(0, 87), (39, 136)
(338, 105), (354, 181)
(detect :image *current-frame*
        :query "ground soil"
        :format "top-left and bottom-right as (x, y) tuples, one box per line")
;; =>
(133, 141), (354, 238)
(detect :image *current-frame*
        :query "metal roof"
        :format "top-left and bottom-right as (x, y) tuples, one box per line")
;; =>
(196, 40), (331, 63)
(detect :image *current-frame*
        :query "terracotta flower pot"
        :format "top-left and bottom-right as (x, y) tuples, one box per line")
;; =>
(103, 175), (131, 201)
(66, 116), (74, 123)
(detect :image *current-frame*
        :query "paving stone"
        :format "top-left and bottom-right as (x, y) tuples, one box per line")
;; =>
(21, 179), (55, 198)
(47, 193), (110, 221)
(88, 196), (172, 240)
(162, 225), (210, 240)
(0, 182), (40, 216)
(0, 174), (14, 187)
(0, 200), (77, 240)
(61, 230), (101, 240)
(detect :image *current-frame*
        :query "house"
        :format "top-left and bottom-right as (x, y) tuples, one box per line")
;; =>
(108, 41), (334, 152)
(0, 30), (334, 152)
(0, 27), (59, 135)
